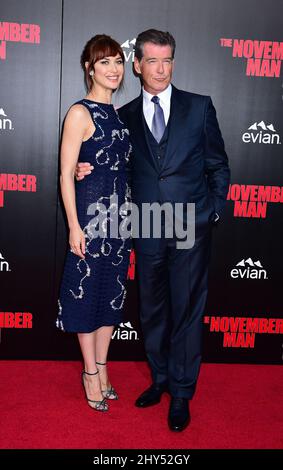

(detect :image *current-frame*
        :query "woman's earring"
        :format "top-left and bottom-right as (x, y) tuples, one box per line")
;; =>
(89, 70), (94, 76)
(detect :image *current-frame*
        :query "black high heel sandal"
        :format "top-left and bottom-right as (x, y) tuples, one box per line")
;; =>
(82, 370), (109, 411)
(96, 361), (118, 400)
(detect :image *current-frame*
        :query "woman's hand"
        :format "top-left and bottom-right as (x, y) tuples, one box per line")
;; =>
(69, 225), (86, 259)
(75, 162), (94, 181)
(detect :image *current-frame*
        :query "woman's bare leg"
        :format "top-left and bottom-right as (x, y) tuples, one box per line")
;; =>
(95, 326), (115, 390)
(78, 331), (104, 405)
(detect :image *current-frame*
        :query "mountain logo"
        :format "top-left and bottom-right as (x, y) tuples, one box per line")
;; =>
(242, 121), (280, 144)
(112, 320), (139, 340)
(121, 38), (136, 62)
(230, 258), (268, 279)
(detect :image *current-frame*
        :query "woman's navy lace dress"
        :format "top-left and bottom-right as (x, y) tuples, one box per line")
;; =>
(57, 99), (132, 333)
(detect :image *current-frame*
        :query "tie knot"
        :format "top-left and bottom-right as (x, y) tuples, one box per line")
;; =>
(151, 95), (160, 105)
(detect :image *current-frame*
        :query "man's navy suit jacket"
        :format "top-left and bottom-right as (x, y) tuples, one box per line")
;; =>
(118, 85), (230, 254)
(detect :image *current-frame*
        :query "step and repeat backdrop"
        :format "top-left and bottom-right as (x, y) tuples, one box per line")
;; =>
(1, 0), (283, 363)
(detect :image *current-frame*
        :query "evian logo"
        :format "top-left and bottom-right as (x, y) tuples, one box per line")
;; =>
(0, 252), (11, 272)
(230, 258), (267, 280)
(0, 108), (14, 131)
(242, 121), (280, 145)
(121, 38), (136, 62)
(112, 321), (139, 340)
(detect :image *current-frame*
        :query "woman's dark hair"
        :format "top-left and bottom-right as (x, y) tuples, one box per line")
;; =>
(135, 29), (176, 61)
(80, 34), (125, 91)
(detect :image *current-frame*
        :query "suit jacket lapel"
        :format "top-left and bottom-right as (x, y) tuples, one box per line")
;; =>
(128, 94), (159, 172)
(161, 86), (188, 171)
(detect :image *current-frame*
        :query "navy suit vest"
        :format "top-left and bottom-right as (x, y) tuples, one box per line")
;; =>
(143, 116), (170, 169)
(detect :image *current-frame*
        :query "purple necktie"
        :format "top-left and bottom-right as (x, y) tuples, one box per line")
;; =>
(151, 95), (166, 143)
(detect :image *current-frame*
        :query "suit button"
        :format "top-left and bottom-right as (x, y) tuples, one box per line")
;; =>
(159, 177), (164, 181)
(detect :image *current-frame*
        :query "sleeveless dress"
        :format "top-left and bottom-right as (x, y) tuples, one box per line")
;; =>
(56, 99), (132, 333)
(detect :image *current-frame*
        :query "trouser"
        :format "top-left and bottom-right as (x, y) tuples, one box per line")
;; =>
(136, 232), (211, 399)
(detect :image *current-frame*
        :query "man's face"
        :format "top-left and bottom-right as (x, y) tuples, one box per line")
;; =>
(134, 42), (174, 95)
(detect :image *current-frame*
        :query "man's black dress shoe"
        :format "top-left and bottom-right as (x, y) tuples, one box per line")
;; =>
(135, 383), (167, 408)
(168, 398), (190, 432)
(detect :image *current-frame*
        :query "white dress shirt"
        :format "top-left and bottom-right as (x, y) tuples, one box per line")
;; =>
(142, 84), (172, 131)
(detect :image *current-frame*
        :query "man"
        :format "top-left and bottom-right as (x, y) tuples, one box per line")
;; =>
(76, 29), (230, 431)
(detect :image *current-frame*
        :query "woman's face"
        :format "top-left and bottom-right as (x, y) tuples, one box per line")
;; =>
(90, 54), (124, 91)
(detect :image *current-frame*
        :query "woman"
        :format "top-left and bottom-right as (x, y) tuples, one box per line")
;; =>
(56, 35), (131, 412)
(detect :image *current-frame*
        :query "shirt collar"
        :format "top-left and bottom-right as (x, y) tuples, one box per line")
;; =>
(142, 84), (172, 106)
